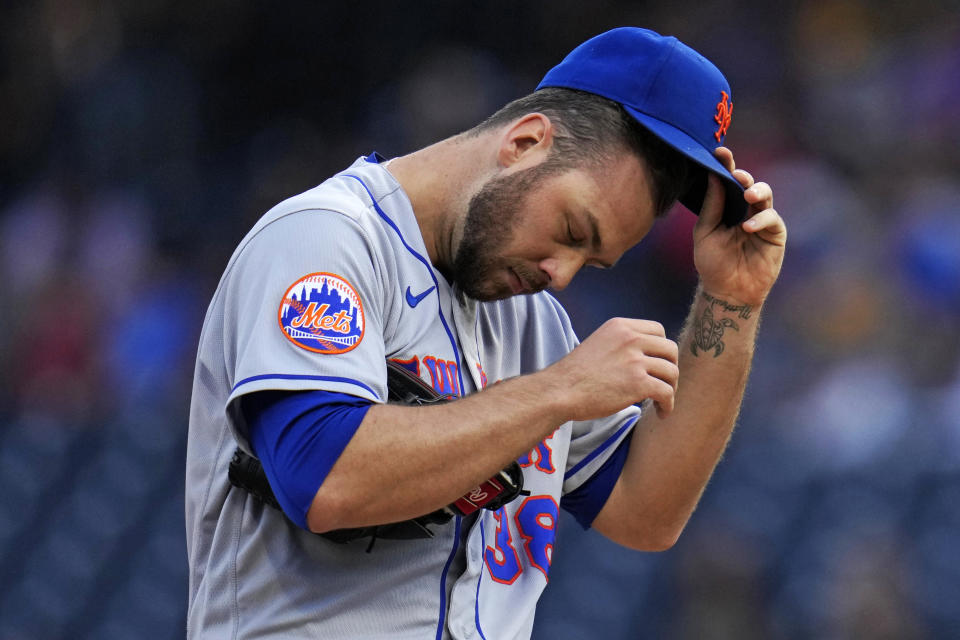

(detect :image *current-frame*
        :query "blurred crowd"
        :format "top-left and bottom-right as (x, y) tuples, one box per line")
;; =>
(0, 1), (958, 638)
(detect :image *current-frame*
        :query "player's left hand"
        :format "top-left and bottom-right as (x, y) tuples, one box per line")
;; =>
(692, 147), (786, 306)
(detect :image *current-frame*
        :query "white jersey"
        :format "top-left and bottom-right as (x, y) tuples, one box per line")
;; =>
(185, 155), (640, 639)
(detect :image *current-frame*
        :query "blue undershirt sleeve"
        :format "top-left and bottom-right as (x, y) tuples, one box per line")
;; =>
(560, 434), (632, 530)
(240, 389), (373, 530)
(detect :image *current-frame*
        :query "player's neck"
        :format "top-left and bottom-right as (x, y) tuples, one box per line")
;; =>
(387, 133), (493, 275)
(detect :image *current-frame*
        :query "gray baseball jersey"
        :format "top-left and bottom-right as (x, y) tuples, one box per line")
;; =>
(185, 154), (641, 639)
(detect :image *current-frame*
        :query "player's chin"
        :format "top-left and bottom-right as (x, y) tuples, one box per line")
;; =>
(457, 264), (535, 301)
(455, 274), (510, 302)
(472, 285), (515, 302)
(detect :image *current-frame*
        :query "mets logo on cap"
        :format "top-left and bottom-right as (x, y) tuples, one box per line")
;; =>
(278, 272), (365, 354)
(714, 90), (733, 142)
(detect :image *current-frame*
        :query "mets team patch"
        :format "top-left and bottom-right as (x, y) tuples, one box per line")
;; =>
(278, 272), (365, 354)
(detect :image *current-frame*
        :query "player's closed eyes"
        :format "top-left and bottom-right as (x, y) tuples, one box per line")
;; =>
(566, 219), (584, 245)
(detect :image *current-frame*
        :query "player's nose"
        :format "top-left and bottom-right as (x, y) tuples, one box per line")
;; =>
(539, 255), (582, 291)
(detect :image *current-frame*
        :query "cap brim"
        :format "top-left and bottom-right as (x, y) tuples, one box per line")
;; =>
(623, 106), (747, 227)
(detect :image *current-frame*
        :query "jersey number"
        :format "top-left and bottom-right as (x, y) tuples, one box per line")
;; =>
(484, 496), (558, 584)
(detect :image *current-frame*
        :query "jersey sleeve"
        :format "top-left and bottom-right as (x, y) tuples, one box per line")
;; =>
(242, 389), (373, 530)
(560, 433), (631, 529)
(221, 207), (392, 449)
(562, 406), (640, 495)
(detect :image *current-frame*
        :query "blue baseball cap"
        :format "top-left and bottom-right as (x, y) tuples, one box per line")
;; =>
(537, 27), (747, 226)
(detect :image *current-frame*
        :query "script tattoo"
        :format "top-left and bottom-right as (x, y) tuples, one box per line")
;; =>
(701, 291), (753, 319)
(690, 292), (751, 357)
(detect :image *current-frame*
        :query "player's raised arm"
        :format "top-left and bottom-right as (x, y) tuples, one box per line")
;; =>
(591, 149), (786, 550)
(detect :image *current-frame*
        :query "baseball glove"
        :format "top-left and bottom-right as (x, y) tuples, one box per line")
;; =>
(229, 358), (525, 546)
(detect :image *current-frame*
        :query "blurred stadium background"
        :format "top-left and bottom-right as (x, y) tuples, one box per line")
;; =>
(1, 1), (958, 638)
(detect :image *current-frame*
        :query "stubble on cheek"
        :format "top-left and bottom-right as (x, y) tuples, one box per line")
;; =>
(452, 181), (519, 298)
(451, 163), (558, 300)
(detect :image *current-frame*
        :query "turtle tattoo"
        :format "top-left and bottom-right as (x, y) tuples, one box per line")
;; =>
(691, 306), (739, 357)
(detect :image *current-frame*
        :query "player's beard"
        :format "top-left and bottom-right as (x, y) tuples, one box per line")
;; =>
(453, 163), (554, 301)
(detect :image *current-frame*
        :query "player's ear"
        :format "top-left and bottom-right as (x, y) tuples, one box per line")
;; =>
(497, 113), (554, 168)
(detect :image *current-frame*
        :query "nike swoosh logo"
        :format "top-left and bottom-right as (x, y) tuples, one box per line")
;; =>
(405, 285), (436, 308)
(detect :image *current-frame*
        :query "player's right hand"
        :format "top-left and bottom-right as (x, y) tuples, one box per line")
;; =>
(545, 318), (679, 422)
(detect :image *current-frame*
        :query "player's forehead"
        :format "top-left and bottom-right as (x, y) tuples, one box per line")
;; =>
(564, 153), (657, 248)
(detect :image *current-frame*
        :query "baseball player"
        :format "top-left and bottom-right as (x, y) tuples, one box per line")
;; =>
(186, 27), (786, 639)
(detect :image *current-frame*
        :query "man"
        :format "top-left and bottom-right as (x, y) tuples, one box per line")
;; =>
(186, 27), (786, 639)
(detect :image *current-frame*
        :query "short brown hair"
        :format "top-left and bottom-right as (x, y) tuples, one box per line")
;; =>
(471, 87), (691, 217)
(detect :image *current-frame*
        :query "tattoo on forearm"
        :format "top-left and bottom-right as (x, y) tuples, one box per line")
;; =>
(690, 305), (739, 357)
(701, 291), (753, 319)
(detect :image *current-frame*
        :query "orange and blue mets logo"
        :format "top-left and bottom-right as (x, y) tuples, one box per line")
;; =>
(278, 272), (364, 354)
(714, 90), (733, 142)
